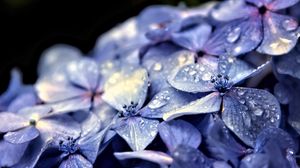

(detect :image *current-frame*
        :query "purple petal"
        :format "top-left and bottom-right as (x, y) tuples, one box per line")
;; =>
(211, 1), (255, 21)
(0, 140), (29, 167)
(142, 43), (195, 95)
(18, 105), (52, 120)
(204, 15), (263, 56)
(102, 67), (149, 112)
(288, 88), (300, 135)
(158, 120), (201, 152)
(222, 87), (281, 147)
(93, 102), (117, 129)
(4, 126), (39, 144)
(35, 78), (86, 103)
(115, 117), (159, 151)
(273, 48), (300, 79)
(49, 97), (92, 114)
(255, 127), (296, 153)
(66, 58), (100, 90)
(240, 153), (270, 168)
(171, 22), (212, 52)
(37, 115), (81, 140)
(0, 112), (28, 132)
(265, 0), (300, 11)
(140, 87), (198, 118)
(168, 63), (217, 93)
(274, 82), (292, 104)
(38, 44), (81, 76)
(114, 150), (173, 166)
(163, 92), (222, 121)
(12, 136), (51, 168)
(7, 92), (38, 113)
(257, 12), (299, 55)
(59, 154), (93, 168)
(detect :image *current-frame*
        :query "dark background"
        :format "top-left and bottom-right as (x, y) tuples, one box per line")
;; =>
(0, 0), (207, 92)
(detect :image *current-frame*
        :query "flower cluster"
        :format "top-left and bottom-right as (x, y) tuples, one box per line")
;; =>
(1, 0), (300, 167)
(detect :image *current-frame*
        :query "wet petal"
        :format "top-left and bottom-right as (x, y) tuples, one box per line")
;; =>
(202, 115), (246, 167)
(142, 43), (195, 95)
(93, 102), (117, 129)
(0, 112), (28, 132)
(167, 63), (216, 93)
(114, 150), (173, 166)
(18, 105), (52, 120)
(211, 0), (254, 21)
(257, 12), (299, 55)
(204, 15), (263, 56)
(158, 120), (201, 152)
(115, 117), (159, 151)
(38, 44), (81, 76)
(240, 153), (270, 168)
(140, 87), (198, 118)
(222, 87), (281, 147)
(78, 112), (101, 138)
(102, 67), (149, 112)
(274, 82), (292, 104)
(273, 48), (300, 79)
(171, 145), (211, 168)
(38, 115), (81, 140)
(4, 126), (39, 144)
(0, 140), (29, 167)
(35, 78), (86, 103)
(12, 136), (52, 168)
(0, 69), (22, 110)
(255, 127), (296, 153)
(265, 0), (300, 11)
(163, 92), (222, 121)
(7, 92), (38, 113)
(66, 58), (101, 90)
(288, 89), (300, 135)
(59, 154), (93, 168)
(49, 97), (92, 114)
(171, 22), (212, 52)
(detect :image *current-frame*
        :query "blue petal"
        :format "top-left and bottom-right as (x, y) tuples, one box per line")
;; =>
(142, 43), (195, 95)
(49, 97), (92, 114)
(240, 153), (270, 168)
(93, 102), (117, 129)
(274, 82), (292, 104)
(7, 92), (38, 113)
(171, 145), (211, 168)
(140, 87), (198, 118)
(0, 112), (28, 132)
(0, 140), (29, 167)
(66, 58), (101, 91)
(265, 0), (299, 10)
(222, 87), (281, 147)
(163, 92), (222, 121)
(167, 63), (217, 93)
(4, 126), (39, 144)
(204, 15), (263, 56)
(288, 88), (300, 135)
(37, 115), (81, 141)
(202, 115), (246, 167)
(211, 1), (255, 21)
(257, 12), (300, 55)
(273, 48), (300, 79)
(38, 44), (81, 76)
(114, 150), (173, 166)
(115, 117), (159, 151)
(255, 127), (297, 153)
(102, 67), (149, 112)
(171, 21), (212, 52)
(59, 154), (92, 168)
(17, 105), (52, 120)
(158, 120), (201, 152)
(12, 136), (51, 168)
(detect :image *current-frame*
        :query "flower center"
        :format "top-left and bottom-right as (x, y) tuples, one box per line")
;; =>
(210, 74), (231, 95)
(122, 101), (139, 117)
(29, 119), (36, 126)
(59, 137), (79, 155)
(259, 6), (267, 15)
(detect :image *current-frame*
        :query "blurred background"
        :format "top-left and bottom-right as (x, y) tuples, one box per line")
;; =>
(0, 0), (208, 92)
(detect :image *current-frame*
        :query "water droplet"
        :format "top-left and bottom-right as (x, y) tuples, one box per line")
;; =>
(152, 63), (163, 71)
(237, 89), (246, 96)
(189, 70), (197, 76)
(148, 91), (170, 109)
(226, 27), (241, 43)
(178, 54), (187, 65)
(283, 19), (298, 31)
(199, 66), (205, 71)
(253, 109), (263, 116)
(202, 73), (211, 81)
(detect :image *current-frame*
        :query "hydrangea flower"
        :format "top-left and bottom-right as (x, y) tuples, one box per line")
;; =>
(210, 0), (300, 56)
(164, 56), (281, 146)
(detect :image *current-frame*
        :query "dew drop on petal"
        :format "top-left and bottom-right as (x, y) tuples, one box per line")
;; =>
(226, 27), (241, 43)
(282, 19), (298, 31)
(253, 109), (264, 116)
(152, 63), (163, 72)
